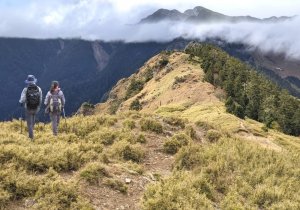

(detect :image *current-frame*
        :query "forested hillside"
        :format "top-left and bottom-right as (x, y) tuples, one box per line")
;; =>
(185, 43), (300, 136)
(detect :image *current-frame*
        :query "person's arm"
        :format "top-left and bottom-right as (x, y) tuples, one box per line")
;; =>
(59, 90), (66, 107)
(39, 87), (43, 106)
(19, 88), (27, 104)
(44, 91), (50, 106)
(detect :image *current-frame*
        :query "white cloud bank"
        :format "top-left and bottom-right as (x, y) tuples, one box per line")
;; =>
(0, 0), (300, 59)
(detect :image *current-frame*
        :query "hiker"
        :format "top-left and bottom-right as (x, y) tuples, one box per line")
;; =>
(19, 75), (43, 140)
(44, 81), (65, 136)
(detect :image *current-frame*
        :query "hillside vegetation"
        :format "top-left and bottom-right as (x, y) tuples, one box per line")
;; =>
(1, 49), (300, 209)
(185, 42), (300, 136)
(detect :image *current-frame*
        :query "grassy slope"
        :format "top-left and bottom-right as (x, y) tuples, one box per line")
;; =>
(0, 51), (299, 209)
(97, 51), (300, 209)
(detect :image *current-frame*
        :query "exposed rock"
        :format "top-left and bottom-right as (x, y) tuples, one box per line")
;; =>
(125, 178), (132, 184)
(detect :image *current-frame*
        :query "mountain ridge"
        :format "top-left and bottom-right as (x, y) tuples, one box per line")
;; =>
(1, 48), (300, 209)
(140, 6), (294, 23)
(1, 37), (300, 122)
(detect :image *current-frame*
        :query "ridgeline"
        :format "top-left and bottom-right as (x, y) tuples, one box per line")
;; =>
(0, 47), (299, 209)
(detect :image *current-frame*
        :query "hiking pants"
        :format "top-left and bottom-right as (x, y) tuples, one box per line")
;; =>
(25, 109), (37, 139)
(50, 112), (60, 136)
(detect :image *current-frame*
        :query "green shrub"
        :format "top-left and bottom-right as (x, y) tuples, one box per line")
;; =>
(142, 68), (154, 82)
(174, 145), (203, 170)
(163, 116), (185, 129)
(125, 79), (144, 99)
(122, 119), (136, 130)
(129, 99), (142, 111)
(0, 188), (10, 209)
(119, 132), (136, 144)
(104, 178), (128, 194)
(34, 180), (86, 210)
(87, 129), (118, 145)
(99, 131), (117, 145)
(136, 134), (147, 144)
(140, 118), (163, 134)
(163, 133), (190, 154)
(108, 99), (122, 114)
(111, 141), (145, 163)
(124, 161), (144, 175)
(4, 143), (87, 173)
(174, 76), (187, 84)
(206, 130), (221, 142)
(252, 184), (282, 208)
(78, 143), (103, 154)
(1, 169), (42, 200)
(80, 102), (95, 116)
(158, 57), (169, 68)
(97, 116), (117, 126)
(163, 139), (181, 154)
(195, 120), (214, 130)
(261, 125), (269, 132)
(80, 162), (110, 184)
(142, 172), (214, 210)
(220, 191), (246, 210)
(122, 144), (145, 163)
(185, 125), (197, 139)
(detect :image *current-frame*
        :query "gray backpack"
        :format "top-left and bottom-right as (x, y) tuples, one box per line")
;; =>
(49, 92), (62, 113)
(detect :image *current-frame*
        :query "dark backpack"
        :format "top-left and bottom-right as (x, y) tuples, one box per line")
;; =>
(49, 91), (62, 113)
(26, 84), (40, 110)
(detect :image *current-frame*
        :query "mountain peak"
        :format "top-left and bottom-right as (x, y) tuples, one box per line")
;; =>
(140, 6), (293, 24)
(139, 8), (187, 23)
(184, 6), (214, 16)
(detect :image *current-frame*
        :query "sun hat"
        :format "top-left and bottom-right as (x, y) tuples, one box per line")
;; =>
(25, 75), (37, 84)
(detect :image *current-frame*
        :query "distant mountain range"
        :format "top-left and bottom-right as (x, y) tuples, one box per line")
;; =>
(0, 38), (189, 121)
(0, 6), (299, 121)
(140, 6), (293, 23)
(1, 37), (299, 122)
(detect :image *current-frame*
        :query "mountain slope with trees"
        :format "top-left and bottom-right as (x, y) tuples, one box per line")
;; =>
(1, 50), (300, 209)
(1, 37), (300, 123)
(185, 42), (300, 136)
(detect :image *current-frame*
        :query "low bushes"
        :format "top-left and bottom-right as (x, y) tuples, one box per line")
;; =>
(34, 179), (93, 210)
(163, 116), (186, 129)
(140, 118), (163, 134)
(163, 133), (190, 154)
(103, 178), (128, 194)
(205, 129), (221, 142)
(129, 99), (142, 111)
(122, 119), (136, 130)
(144, 138), (300, 209)
(80, 162), (110, 184)
(111, 140), (145, 163)
(87, 130), (117, 145)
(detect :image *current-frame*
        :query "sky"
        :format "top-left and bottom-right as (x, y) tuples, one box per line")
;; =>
(0, 0), (300, 58)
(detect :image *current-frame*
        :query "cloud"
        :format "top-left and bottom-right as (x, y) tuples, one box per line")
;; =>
(95, 17), (300, 60)
(171, 18), (300, 59)
(0, 0), (300, 59)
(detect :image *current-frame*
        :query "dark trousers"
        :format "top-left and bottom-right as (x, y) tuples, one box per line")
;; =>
(25, 109), (37, 139)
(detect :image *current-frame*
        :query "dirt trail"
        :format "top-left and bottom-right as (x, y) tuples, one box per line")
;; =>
(80, 132), (175, 210)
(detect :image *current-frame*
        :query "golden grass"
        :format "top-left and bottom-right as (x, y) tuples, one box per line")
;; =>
(2, 51), (300, 209)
